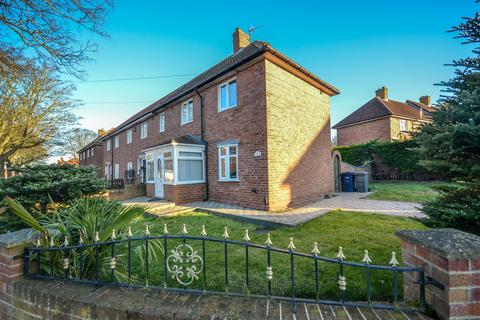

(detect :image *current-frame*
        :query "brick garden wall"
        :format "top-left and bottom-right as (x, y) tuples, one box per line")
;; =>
(397, 229), (480, 320)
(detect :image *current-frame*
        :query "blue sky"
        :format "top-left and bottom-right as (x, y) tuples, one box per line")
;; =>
(70, 0), (477, 133)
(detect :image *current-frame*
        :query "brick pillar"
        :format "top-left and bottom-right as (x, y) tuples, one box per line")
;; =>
(396, 229), (480, 320)
(0, 228), (36, 318)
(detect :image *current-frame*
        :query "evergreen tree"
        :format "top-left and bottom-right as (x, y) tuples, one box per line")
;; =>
(415, 9), (480, 234)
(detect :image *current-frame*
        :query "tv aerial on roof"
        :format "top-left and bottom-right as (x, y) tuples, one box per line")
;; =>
(248, 25), (264, 35)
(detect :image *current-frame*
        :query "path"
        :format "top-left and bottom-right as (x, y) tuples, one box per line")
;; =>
(182, 193), (424, 227)
(123, 193), (424, 228)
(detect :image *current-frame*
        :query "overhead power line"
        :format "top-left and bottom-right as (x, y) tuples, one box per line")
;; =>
(76, 73), (198, 83)
(83, 100), (154, 105)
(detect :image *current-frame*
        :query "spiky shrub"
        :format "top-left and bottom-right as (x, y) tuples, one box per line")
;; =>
(5, 196), (163, 282)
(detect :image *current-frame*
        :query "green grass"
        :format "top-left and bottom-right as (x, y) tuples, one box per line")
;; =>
(118, 210), (427, 303)
(368, 181), (441, 203)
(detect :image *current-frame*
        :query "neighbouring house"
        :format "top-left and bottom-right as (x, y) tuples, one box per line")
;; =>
(78, 128), (113, 176)
(333, 87), (433, 146)
(80, 28), (340, 211)
(56, 157), (79, 166)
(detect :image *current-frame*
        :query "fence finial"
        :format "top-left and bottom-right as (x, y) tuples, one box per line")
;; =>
(49, 236), (54, 247)
(63, 236), (69, 247)
(223, 226), (230, 239)
(287, 237), (296, 251)
(127, 226), (133, 237)
(163, 224), (168, 235)
(145, 224), (150, 236)
(265, 233), (273, 247)
(389, 251), (399, 267)
(312, 242), (320, 255)
(243, 229), (251, 242)
(337, 246), (346, 261)
(111, 229), (117, 240)
(63, 257), (70, 270)
(362, 249), (372, 264)
(181, 224), (188, 235)
(35, 237), (41, 247)
(94, 231), (100, 243)
(200, 225), (207, 237)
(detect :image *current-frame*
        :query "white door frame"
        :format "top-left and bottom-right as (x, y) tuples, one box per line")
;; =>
(155, 155), (164, 198)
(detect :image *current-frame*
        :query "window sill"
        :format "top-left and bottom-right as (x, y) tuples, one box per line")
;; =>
(180, 120), (193, 126)
(218, 179), (240, 182)
(217, 105), (237, 113)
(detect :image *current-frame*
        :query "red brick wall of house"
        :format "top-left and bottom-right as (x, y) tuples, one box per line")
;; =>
(336, 117), (391, 146)
(203, 59), (269, 210)
(163, 184), (206, 203)
(265, 60), (333, 211)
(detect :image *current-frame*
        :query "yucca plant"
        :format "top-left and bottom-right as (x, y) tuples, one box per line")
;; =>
(5, 196), (163, 283)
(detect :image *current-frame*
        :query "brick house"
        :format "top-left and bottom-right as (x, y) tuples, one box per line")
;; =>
(78, 128), (112, 176)
(80, 28), (340, 211)
(333, 87), (433, 146)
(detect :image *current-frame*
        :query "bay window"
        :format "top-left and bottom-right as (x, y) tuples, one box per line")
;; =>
(178, 151), (203, 182)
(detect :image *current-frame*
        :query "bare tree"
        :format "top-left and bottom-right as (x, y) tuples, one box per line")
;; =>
(55, 127), (98, 158)
(0, 0), (112, 76)
(0, 63), (77, 175)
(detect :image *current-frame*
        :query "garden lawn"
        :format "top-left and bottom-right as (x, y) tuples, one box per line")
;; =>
(368, 181), (441, 203)
(121, 210), (427, 303)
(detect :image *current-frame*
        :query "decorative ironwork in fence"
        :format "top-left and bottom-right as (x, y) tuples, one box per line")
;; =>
(24, 225), (426, 313)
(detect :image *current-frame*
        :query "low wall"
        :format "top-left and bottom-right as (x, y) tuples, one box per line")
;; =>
(397, 229), (480, 320)
(107, 183), (146, 201)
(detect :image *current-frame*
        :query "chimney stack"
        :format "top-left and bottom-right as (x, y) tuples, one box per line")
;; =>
(98, 128), (106, 136)
(375, 86), (388, 100)
(419, 95), (431, 106)
(233, 28), (250, 53)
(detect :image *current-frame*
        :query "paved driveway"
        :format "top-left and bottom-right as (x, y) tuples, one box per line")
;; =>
(182, 193), (424, 227)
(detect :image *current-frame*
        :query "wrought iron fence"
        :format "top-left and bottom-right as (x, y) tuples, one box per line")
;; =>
(24, 225), (426, 313)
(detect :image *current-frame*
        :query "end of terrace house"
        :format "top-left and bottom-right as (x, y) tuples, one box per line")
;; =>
(79, 28), (340, 212)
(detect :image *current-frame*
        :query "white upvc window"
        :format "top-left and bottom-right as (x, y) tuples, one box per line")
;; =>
(218, 144), (238, 181)
(86, 149), (90, 158)
(218, 79), (237, 111)
(400, 119), (407, 132)
(91, 148), (94, 156)
(114, 135), (119, 148)
(105, 162), (112, 178)
(181, 100), (193, 125)
(159, 113), (165, 132)
(141, 122), (148, 139)
(106, 139), (111, 151)
(114, 163), (120, 179)
(146, 154), (154, 182)
(177, 151), (204, 183)
(127, 129), (133, 144)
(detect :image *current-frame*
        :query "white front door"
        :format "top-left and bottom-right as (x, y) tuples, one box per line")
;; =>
(155, 156), (164, 198)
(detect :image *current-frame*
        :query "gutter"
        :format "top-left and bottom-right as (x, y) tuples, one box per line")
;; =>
(195, 87), (209, 201)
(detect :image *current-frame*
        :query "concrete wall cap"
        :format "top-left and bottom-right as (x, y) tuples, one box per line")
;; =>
(0, 228), (38, 248)
(395, 228), (480, 260)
